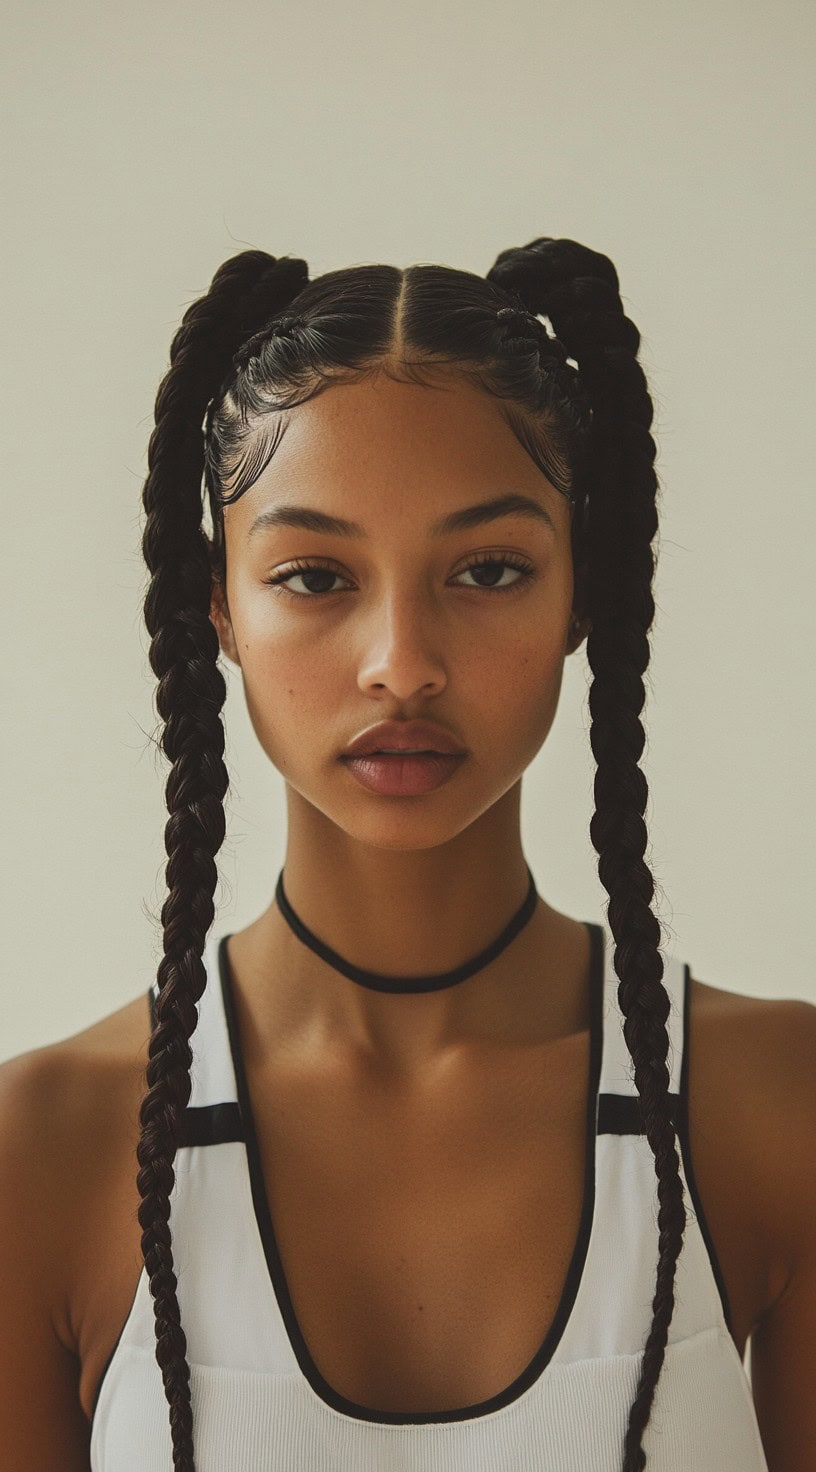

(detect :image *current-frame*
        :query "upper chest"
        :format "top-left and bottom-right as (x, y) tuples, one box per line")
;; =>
(66, 970), (780, 1423)
(246, 1026), (594, 1412)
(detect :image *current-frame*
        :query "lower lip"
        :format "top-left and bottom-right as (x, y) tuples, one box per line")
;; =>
(340, 752), (467, 795)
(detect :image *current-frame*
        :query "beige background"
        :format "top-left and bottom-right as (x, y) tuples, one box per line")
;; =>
(2, 0), (814, 1063)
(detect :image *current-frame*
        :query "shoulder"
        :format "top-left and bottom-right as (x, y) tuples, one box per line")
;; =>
(688, 973), (816, 1305)
(0, 991), (153, 1349)
(0, 990), (153, 1155)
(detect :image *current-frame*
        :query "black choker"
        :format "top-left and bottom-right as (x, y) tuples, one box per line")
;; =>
(274, 863), (539, 994)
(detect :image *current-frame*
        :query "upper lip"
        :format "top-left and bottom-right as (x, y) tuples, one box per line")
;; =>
(341, 720), (467, 758)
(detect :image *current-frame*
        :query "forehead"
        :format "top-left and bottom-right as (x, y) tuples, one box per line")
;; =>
(222, 373), (566, 535)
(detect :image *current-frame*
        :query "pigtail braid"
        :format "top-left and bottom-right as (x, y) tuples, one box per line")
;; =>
(489, 238), (685, 1471)
(137, 247), (310, 1470)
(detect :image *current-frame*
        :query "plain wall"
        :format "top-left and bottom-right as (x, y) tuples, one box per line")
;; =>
(2, 0), (814, 1063)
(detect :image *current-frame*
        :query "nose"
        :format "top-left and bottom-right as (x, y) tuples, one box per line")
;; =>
(354, 593), (449, 701)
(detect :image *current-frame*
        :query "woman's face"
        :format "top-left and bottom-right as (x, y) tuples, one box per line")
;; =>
(210, 369), (585, 853)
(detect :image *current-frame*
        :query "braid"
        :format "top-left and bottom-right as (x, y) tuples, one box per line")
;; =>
(489, 238), (685, 1470)
(137, 248), (310, 1470)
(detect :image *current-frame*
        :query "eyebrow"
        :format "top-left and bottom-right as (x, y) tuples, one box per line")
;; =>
(246, 492), (556, 541)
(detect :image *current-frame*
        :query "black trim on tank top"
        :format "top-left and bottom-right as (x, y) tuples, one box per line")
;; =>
(218, 920), (607, 1425)
(676, 962), (735, 1339)
(597, 1090), (679, 1135)
(178, 1101), (245, 1146)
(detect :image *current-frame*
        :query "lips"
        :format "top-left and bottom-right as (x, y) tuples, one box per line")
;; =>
(341, 719), (466, 760)
(341, 749), (467, 796)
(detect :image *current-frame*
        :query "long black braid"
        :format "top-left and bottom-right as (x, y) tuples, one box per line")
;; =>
(136, 236), (682, 1471)
(137, 250), (309, 1466)
(491, 239), (686, 1469)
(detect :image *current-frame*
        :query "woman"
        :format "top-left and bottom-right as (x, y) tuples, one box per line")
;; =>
(2, 236), (813, 1471)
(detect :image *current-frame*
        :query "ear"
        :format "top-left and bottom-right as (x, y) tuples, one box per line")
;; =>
(209, 575), (241, 666)
(566, 543), (592, 655)
(565, 614), (592, 656)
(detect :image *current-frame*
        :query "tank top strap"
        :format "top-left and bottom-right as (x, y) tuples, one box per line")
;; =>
(579, 920), (734, 1349)
(148, 933), (243, 1142)
(597, 921), (686, 1123)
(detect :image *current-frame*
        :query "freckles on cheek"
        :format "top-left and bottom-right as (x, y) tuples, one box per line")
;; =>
(507, 624), (561, 672)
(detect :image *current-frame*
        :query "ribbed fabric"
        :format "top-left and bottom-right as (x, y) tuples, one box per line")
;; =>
(90, 922), (770, 1471)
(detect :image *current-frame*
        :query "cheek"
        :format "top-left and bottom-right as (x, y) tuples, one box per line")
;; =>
(239, 628), (341, 758)
(469, 615), (565, 687)
(453, 620), (567, 751)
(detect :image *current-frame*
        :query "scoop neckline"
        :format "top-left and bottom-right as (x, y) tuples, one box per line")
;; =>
(217, 919), (606, 1425)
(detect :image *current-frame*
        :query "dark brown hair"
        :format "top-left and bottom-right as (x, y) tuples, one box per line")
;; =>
(137, 236), (684, 1470)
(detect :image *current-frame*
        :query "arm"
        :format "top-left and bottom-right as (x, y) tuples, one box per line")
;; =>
(749, 1000), (816, 1472)
(0, 1049), (92, 1471)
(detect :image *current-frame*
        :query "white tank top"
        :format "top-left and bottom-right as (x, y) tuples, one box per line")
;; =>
(90, 921), (770, 1471)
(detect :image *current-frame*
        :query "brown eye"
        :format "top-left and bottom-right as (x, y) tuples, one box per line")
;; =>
(453, 554), (536, 592)
(264, 559), (351, 598)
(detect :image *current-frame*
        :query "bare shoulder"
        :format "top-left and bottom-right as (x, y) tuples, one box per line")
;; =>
(687, 969), (815, 1113)
(0, 988), (153, 1153)
(0, 986), (152, 1170)
(688, 971), (816, 1307)
(0, 990), (153, 1350)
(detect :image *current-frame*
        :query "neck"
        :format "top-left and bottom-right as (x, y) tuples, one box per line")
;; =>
(226, 784), (589, 1074)
(227, 880), (589, 1078)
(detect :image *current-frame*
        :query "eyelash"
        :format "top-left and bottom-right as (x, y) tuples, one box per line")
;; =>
(263, 553), (537, 600)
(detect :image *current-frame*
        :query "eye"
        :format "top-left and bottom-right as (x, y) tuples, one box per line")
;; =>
(263, 553), (537, 599)
(263, 559), (349, 597)
(456, 553), (536, 592)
